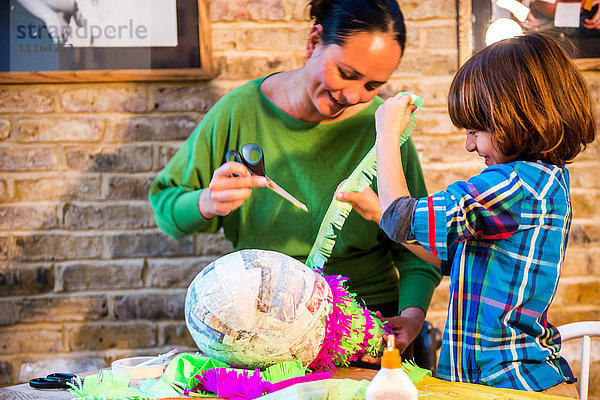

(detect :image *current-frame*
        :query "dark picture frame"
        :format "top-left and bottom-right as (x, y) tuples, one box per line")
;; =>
(0, 0), (212, 83)
(459, 0), (600, 70)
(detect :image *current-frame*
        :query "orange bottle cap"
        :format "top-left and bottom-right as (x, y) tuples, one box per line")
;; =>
(381, 335), (402, 369)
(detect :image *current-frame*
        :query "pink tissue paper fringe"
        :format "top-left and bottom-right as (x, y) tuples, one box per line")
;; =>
(309, 273), (383, 373)
(188, 367), (273, 399)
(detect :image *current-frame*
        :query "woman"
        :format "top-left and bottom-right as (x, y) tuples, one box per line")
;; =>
(149, 0), (441, 358)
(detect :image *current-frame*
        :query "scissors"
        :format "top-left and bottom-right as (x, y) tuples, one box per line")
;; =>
(224, 143), (308, 212)
(29, 372), (80, 389)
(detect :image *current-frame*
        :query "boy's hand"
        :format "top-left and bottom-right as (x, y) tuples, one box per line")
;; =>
(375, 94), (417, 146)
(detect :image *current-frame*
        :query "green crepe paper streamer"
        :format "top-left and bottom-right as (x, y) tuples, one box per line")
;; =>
(69, 356), (307, 399)
(143, 354), (305, 398)
(164, 353), (228, 390)
(304, 92), (423, 367)
(144, 353), (228, 398)
(259, 359), (305, 383)
(306, 92), (424, 270)
(259, 378), (370, 400)
(401, 359), (432, 383)
(68, 370), (145, 400)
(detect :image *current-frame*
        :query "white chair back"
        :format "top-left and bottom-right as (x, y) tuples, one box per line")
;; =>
(558, 321), (600, 400)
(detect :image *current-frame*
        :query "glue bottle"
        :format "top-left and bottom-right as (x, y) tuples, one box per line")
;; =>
(365, 335), (418, 400)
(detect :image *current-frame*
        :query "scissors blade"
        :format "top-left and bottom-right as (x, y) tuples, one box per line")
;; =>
(266, 178), (308, 212)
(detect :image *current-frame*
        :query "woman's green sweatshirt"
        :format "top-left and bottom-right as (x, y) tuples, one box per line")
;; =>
(149, 76), (441, 312)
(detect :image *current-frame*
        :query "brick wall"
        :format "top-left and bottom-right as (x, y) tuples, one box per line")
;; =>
(1, 0), (599, 396)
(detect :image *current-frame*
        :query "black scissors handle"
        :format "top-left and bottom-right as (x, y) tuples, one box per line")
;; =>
(224, 143), (266, 176)
(29, 373), (79, 389)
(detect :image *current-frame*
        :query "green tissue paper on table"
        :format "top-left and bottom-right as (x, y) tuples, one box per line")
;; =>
(69, 353), (308, 399)
(68, 357), (432, 399)
(144, 353), (306, 398)
(258, 378), (370, 400)
(402, 359), (432, 383)
(68, 370), (145, 399)
(145, 353), (229, 398)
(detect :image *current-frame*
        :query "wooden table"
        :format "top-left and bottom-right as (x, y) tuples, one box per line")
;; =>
(0, 366), (378, 400)
(0, 367), (572, 400)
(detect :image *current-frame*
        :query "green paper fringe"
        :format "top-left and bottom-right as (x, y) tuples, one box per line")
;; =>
(333, 281), (388, 365)
(401, 359), (433, 383)
(259, 360), (305, 383)
(306, 92), (424, 270)
(68, 370), (146, 399)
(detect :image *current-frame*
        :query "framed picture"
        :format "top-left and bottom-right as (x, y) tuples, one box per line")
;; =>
(0, 0), (212, 83)
(458, 0), (600, 70)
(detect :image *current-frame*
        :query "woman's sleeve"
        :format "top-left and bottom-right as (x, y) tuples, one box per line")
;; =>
(148, 107), (229, 240)
(409, 166), (523, 261)
(392, 138), (442, 313)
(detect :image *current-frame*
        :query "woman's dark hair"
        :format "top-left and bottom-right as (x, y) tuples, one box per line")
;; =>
(448, 32), (596, 165)
(309, 0), (406, 52)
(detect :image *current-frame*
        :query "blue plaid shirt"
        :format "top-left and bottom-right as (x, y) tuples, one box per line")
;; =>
(409, 160), (574, 391)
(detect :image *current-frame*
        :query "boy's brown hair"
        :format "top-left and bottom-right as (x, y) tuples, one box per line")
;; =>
(448, 32), (596, 165)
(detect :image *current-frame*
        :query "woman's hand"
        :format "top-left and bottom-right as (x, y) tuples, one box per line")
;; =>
(359, 307), (425, 364)
(336, 186), (382, 224)
(375, 94), (416, 146)
(198, 162), (268, 219)
(377, 307), (425, 354)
